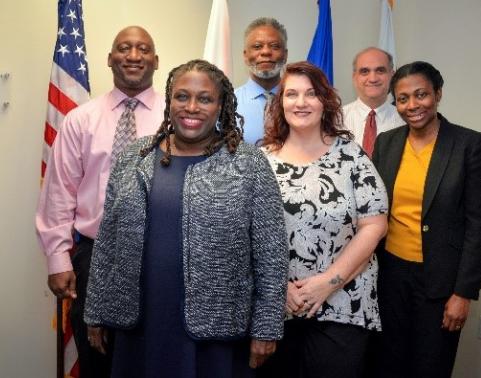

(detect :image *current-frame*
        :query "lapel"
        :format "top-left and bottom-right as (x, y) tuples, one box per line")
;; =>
(136, 146), (156, 195)
(383, 126), (409, 208)
(422, 115), (454, 218)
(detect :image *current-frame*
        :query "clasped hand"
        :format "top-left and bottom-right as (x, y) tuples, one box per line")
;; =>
(286, 274), (336, 318)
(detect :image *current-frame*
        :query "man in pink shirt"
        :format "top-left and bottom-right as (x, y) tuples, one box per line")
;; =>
(36, 25), (164, 377)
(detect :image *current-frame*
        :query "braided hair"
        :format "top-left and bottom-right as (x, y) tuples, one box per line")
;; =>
(140, 59), (243, 166)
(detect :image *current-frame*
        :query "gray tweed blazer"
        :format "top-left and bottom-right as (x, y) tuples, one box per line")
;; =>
(84, 136), (289, 341)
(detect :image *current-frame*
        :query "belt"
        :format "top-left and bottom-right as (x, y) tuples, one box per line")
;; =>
(74, 230), (94, 245)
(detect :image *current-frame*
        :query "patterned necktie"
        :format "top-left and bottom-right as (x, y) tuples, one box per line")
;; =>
(362, 109), (377, 158)
(111, 98), (140, 163)
(263, 91), (274, 121)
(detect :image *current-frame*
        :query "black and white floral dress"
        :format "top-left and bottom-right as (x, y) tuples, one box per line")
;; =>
(263, 137), (388, 331)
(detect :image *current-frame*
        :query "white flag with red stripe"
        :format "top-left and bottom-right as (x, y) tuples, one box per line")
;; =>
(203, 0), (232, 79)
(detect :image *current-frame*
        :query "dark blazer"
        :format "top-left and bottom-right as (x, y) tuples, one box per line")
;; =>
(373, 114), (481, 300)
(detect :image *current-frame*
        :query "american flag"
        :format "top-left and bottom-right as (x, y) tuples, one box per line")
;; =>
(43, 1), (90, 377)
(42, 0), (90, 177)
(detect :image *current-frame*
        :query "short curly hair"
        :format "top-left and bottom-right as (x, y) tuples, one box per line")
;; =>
(244, 17), (287, 48)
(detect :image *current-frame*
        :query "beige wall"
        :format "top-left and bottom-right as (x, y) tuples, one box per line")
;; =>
(0, 1), (480, 377)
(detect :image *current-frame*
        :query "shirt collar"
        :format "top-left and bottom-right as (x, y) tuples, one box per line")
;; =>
(108, 86), (156, 110)
(355, 97), (394, 123)
(245, 78), (279, 100)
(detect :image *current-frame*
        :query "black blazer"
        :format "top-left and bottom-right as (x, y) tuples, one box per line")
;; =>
(373, 114), (481, 300)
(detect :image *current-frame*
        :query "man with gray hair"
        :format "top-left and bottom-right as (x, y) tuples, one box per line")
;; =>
(343, 47), (403, 157)
(235, 17), (288, 144)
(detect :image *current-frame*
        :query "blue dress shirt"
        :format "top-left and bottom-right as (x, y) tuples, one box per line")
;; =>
(235, 79), (279, 145)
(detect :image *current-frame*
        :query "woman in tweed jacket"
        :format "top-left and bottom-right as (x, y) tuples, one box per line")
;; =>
(83, 60), (288, 377)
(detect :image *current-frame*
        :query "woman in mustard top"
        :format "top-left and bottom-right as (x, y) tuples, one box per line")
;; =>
(372, 61), (481, 378)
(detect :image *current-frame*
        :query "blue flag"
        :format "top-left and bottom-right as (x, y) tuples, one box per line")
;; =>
(307, 0), (334, 84)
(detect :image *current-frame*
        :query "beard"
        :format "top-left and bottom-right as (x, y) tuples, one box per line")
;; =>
(248, 62), (285, 80)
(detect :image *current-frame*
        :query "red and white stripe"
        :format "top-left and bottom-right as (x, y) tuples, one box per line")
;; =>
(42, 62), (89, 177)
(43, 62), (89, 378)
(64, 309), (79, 377)
(203, 0), (232, 79)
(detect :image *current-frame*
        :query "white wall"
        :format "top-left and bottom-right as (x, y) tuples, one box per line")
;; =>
(0, 1), (58, 377)
(1, 1), (480, 377)
(0, 1), (213, 377)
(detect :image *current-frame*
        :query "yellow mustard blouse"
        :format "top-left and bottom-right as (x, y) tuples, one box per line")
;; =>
(385, 139), (436, 262)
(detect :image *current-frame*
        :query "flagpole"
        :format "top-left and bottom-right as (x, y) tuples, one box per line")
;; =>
(57, 299), (64, 378)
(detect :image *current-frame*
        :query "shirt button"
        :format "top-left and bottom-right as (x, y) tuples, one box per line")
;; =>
(422, 225), (430, 232)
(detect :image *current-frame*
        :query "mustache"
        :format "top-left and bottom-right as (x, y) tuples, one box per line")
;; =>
(248, 62), (285, 79)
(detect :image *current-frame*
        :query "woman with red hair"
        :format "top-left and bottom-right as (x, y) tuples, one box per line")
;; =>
(258, 61), (388, 378)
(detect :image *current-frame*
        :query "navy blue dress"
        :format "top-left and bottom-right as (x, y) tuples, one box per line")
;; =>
(111, 152), (253, 378)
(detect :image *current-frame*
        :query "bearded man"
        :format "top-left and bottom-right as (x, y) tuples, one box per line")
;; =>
(235, 17), (288, 144)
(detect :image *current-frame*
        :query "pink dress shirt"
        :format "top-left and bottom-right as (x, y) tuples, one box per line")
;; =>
(36, 86), (164, 274)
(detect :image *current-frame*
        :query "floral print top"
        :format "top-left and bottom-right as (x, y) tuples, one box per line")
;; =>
(263, 137), (388, 331)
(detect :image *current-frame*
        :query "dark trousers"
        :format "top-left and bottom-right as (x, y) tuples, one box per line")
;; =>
(70, 236), (113, 378)
(257, 319), (369, 378)
(372, 251), (461, 378)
